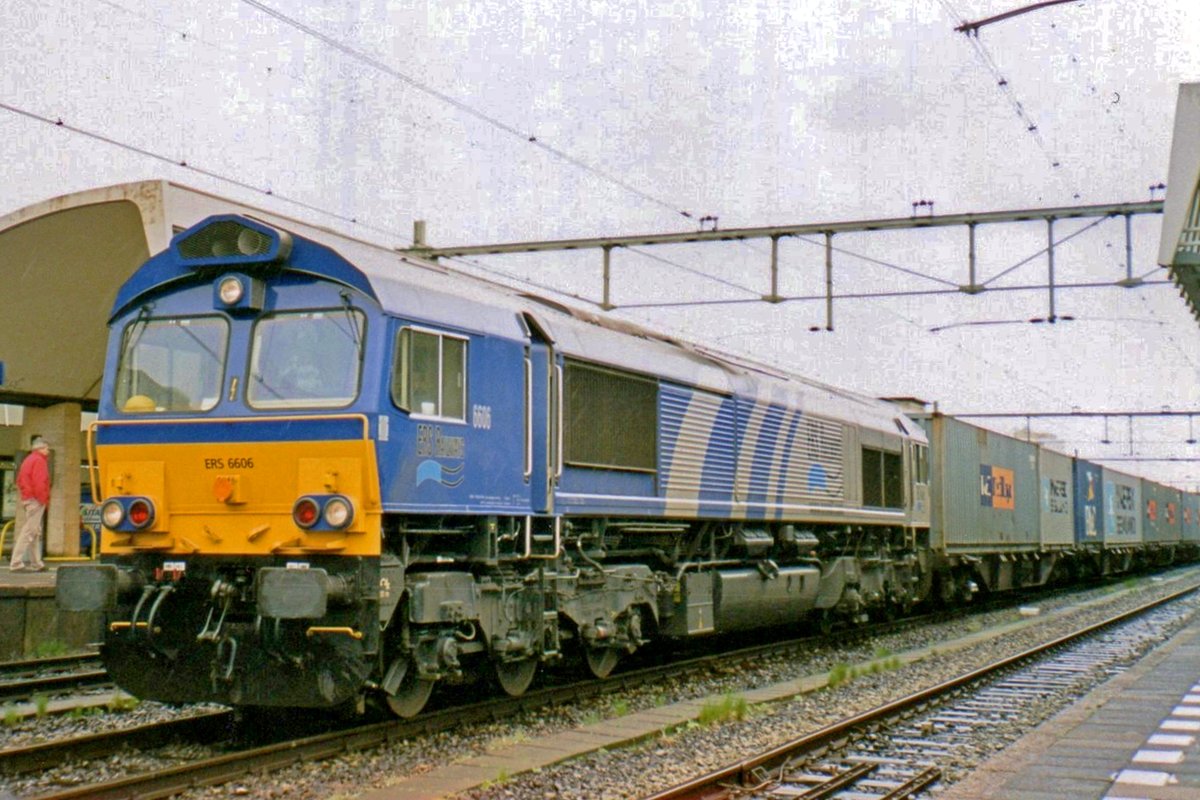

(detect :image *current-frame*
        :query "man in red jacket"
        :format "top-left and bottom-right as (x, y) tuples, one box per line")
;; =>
(11, 437), (51, 572)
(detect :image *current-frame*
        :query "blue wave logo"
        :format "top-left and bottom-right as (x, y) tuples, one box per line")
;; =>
(807, 463), (828, 492)
(416, 459), (465, 488)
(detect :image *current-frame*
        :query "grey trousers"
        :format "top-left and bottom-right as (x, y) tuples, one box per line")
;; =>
(11, 499), (46, 570)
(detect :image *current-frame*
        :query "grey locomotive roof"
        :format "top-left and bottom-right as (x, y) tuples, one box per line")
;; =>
(287, 222), (921, 440)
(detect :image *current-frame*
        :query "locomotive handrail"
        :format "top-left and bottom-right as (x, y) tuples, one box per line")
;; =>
(554, 364), (564, 479)
(86, 413), (373, 504)
(523, 356), (533, 480)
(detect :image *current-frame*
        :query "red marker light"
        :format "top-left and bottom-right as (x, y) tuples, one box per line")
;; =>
(293, 497), (320, 528)
(127, 499), (154, 529)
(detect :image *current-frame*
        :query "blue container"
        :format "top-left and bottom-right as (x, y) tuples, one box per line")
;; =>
(1073, 458), (1104, 545)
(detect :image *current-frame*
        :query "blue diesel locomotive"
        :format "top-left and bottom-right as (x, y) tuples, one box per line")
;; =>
(56, 215), (1197, 716)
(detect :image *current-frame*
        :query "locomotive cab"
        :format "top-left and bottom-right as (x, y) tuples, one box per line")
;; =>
(59, 216), (389, 708)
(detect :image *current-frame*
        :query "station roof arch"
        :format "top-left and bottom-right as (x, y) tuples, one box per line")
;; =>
(0, 180), (383, 410)
(1158, 83), (1200, 323)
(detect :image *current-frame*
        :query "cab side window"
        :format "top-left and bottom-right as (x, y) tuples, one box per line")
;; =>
(391, 327), (467, 421)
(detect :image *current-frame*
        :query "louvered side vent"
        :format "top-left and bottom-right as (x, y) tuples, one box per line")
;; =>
(563, 361), (657, 471)
(659, 386), (735, 499)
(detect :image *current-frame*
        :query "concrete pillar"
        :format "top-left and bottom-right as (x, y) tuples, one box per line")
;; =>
(19, 403), (82, 557)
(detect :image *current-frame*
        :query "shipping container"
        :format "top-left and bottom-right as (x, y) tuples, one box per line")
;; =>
(1074, 458), (1105, 546)
(1038, 449), (1074, 548)
(919, 415), (1040, 552)
(1181, 491), (1200, 544)
(1142, 479), (1183, 545)
(1101, 467), (1142, 546)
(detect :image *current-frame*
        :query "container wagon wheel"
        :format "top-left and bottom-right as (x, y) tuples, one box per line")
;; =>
(494, 658), (537, 696)
(384, 657), (435, 718)
(584, 646), (620, 680)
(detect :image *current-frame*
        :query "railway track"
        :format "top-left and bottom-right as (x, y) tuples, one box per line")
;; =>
(642, 583), (1200, 800)
(0, 712), (233, 777)
(0, 590), (1026, 798)
(12, 571), (1197, 799)
(0, 653), (109, 707)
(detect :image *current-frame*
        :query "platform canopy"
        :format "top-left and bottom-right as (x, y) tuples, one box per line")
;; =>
(1158, 83), (1200, 324)
(0, 181), (378, 410)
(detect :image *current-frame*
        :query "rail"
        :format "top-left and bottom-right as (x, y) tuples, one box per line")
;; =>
(641, 581), (1200, 799)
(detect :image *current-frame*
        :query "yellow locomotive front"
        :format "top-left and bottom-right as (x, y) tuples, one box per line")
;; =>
(57, 217), (391, 708)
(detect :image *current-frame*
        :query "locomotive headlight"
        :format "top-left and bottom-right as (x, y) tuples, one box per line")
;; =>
(236, 227), (270, 255)
(101, 500), (126, 529)
(127, 498), (155, 530)
(217, 275), (244, 305)
(292, 497), (321, 529)
(322, 497), (354, 529)
(212, 272), (263, 312)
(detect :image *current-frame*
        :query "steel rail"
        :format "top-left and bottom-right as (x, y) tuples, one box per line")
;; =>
(0, 653), (98, 680)
(0, 670), (110, 706)
(640, 581), (1200, 800)
(0, 712), (233, 776)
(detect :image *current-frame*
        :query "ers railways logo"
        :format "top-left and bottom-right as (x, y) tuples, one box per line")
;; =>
(980, 465), (1015, 510)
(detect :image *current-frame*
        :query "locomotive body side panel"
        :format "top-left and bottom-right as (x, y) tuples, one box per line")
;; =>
(556, 371), (902, 527)
(376, 318), (532, 515)
(659, 383), (736, 518)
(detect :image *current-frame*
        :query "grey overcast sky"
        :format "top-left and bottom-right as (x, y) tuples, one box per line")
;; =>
(2, 1), (1199, 487)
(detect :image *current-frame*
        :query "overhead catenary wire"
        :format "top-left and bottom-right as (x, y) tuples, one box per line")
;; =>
(939, 0), (1081, 198)
(39, 0), (1150, 320)
(240, 0), (699, 224)
(616, 278), (1171, 310)
(26, 0), (761, 303)
(239, 0), (906, 301)
(0, 99), (400, 241)
(981, 215), (1108, 286)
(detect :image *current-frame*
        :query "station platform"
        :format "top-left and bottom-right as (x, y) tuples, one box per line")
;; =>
(943, 613), (1200, 800)
(0, 564), (100, 660)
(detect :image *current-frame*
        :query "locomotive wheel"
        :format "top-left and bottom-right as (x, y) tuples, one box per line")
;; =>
(584, 647), (620, 679)
(385, 659), (435, 718)
(494, 658), (537, 696)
